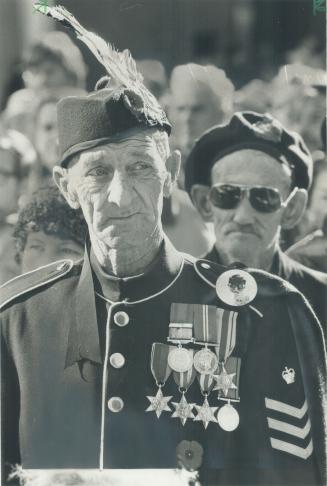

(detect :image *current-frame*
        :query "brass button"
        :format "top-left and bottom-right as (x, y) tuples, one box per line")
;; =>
(113, 311), (130, 327)
(107, 397), (124, 412)
(109, 353), (125, 369)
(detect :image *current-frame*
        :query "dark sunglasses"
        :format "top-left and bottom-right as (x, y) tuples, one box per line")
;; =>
(209, 183), (297, 214)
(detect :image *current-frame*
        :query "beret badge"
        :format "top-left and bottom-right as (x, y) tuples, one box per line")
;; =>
(252, 115), (283, 143)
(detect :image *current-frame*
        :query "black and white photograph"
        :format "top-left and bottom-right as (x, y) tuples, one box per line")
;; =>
(0, 0), (326, 485)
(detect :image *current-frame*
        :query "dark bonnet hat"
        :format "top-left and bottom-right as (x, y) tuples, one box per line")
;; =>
(57, 84), (171, 167)
(184, 111), (313, 195)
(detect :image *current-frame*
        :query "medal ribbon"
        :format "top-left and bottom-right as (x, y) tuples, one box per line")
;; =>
(173, 353), (196, 390)
(150, 343), (172, 384)
(197, 373), (215, 394)
(215, 308), (238, 362)
(168, 303), (194, 342)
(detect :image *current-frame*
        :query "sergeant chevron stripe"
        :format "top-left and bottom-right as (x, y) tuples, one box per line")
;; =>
(265, 398), (308, 419)
(267, 417), (311, 439)
(270, 438), (313, 459)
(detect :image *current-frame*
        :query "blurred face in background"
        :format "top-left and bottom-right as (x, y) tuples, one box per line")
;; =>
(272, 85), (325, 151)
(34, 101), (59, 171)
(0, 149), (20, 218)
(169, 82), (225, 156)
(24, 61), (74, 91)
(21, 231), (84, 272)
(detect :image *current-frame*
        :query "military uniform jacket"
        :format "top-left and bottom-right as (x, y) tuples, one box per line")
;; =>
(1, 239), (326, 485)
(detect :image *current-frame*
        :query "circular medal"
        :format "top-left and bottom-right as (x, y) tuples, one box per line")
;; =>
(168, 347), (193, 373)
(193, 348), (218, 375)
(217, 403), (239, 431)
(216, 269), (257, 307)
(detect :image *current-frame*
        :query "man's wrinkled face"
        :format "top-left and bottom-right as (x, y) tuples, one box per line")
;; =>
(210, 150), (292, 265)
(66, 131), (170, 250)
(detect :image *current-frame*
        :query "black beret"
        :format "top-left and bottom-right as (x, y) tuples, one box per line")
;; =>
(57, 86), (171, 167)
(184, 111), (313, 195)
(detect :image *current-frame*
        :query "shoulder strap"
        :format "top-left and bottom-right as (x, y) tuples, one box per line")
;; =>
(0, 259), (74, 311)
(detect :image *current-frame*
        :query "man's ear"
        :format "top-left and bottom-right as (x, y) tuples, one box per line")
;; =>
(281, 188), (308, 229)
(191, 184), (213, 222)
(163, 150), (181, 197)
(53, 166), (80, 209)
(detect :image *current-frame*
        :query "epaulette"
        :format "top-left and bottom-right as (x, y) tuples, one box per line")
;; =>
(0, 259), (74, 311)
(194, 258), (299, 298)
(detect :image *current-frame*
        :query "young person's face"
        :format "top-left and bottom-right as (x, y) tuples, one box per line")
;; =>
(21, 231), (83, 272)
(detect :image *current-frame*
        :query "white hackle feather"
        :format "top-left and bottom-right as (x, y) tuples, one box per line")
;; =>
(33, 3), (165, 121)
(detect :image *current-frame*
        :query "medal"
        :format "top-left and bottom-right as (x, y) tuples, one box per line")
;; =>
(216, 269), (257, 306)
(146, 387), (172, 418)
(194, 396), (218, 429)
(171, 357), (196, 425)
(171, 393), (195, 426)
(217, 402), (239, 431)
(168, 346), (193, 373)
(193, 348), (218, 375)
(146, 343), (173, 418)
(213, 365), (237, 397)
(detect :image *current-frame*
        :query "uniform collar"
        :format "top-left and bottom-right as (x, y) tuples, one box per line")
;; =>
(90, 237), (183, 302)
(65, 237), (183, 368)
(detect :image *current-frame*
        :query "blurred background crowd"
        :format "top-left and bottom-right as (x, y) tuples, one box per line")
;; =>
(0, 0), (326, 285)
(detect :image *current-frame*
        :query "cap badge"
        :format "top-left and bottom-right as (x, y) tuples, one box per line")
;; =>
(252, 115), (283, 143)
(216, 269), (258, 306)
(282, 366), (295, 384)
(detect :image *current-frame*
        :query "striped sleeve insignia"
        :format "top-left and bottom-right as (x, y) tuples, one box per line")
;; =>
(0, 259), (74, 311)
(265, 398), (313, 460)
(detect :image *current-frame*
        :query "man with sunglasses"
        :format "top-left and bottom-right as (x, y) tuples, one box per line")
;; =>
(185, 111), (327, 335)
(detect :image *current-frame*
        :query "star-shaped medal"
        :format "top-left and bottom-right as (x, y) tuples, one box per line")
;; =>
(146, 388), (172, 418)
(194, 397), (218, 429)
(171, 394), (195, 426)
(213, 368), (237, 397)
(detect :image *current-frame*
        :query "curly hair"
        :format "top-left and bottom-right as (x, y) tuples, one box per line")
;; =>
(13, 186), (88, 264)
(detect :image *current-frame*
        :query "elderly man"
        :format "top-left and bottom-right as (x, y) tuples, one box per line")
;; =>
(169, 63), (234, 164)
(185, 111), (327, 334)
(1, 10), (326, 486)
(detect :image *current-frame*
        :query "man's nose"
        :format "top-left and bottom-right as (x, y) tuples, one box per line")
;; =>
(232, 197), (255, 225)
(107, 171), (132, 207)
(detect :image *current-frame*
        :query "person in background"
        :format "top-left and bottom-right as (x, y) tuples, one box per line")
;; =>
(24, 87), (86, 197)
(161, 63), (234, 256)
(286, 118), (327, 273)
(1, 31), (87, 141)
(185, 111), (327, 335)
(13, 186), (87, 273)
(234, 79), (271, 114)
(169, 64), (234, 169)
(0, 138), (24, 284)
(270, 64), (326, 154)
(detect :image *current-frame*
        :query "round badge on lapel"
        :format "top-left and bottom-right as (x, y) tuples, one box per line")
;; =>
(216, 269), (257, 306)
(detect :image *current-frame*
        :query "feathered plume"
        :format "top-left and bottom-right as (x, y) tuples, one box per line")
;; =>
(33, 3), (164, 120)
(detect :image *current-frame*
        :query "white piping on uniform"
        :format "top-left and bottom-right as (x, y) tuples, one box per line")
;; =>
(99, 301), (122, 470)
(193, 261), (263, 318)
(96, 257), (185, 306)
(98, 257), (185, 470)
